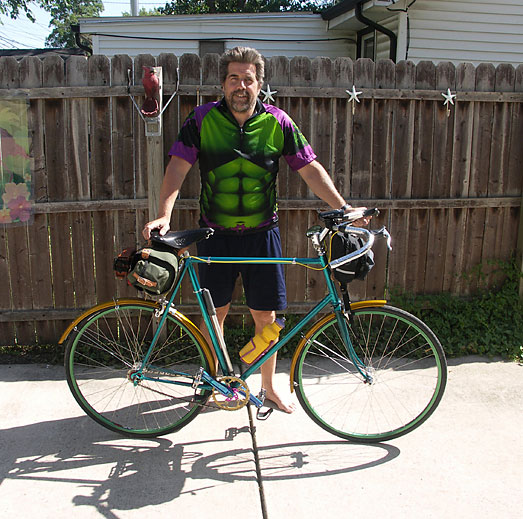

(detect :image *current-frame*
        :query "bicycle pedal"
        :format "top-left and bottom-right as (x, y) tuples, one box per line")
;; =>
(256, 406), (273, 421)
(257, 388), (267, 405)
(192, 367), (204, 389)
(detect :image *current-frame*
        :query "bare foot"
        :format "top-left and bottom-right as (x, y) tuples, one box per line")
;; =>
(264, 388), (297, 414)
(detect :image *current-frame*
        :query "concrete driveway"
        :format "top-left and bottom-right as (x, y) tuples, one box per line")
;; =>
(0, 357), (522, 518)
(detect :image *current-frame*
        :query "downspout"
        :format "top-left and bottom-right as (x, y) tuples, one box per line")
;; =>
(71, 24), (93, 56)
(355, 1), (397, 61)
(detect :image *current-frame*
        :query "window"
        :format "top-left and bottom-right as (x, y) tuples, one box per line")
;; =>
(357, 28), (376, 60)
(199, 41), (225, 58)
(362, 33), (376, 59)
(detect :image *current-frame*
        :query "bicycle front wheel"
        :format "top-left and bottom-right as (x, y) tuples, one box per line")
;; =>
(64, 300), (214, 438)
(293, 305), (447, 443)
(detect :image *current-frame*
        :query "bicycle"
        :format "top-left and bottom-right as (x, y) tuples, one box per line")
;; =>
(60, 208), (447, 443)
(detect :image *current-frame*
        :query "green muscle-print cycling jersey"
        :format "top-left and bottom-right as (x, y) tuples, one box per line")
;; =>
(169, 99), (317, 233)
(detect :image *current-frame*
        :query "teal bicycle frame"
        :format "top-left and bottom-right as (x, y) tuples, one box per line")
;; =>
(135, 249), (368, 407)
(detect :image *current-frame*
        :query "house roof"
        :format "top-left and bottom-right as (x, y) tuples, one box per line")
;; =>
(322, 0), (372, 21)
(0, 48), (87, 60)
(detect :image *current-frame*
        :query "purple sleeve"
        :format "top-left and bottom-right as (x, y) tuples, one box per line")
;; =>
(168, 140), (198, 165)
(168, 102), (217, 165)
(285, 145), (317, 171)
(264, 104), (317, 171)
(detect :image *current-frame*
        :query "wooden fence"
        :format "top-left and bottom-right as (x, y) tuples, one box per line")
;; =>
(0, 53), (522, 346)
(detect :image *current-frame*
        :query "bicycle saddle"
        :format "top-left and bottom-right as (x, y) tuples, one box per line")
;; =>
(150, 228), (214, 249)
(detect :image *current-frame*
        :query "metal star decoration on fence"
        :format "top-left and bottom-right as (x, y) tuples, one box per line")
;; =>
(346, 85), (363, 113)
(441, 88), (457, 116)
(260, 85), (278, 103)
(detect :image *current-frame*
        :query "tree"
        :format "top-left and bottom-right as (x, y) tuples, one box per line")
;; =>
(0, 0), (104, 48)
(122, 7), (162, 17)
(0, 0), (37, 21)
(42, 0), (103, 48)
(158, 0), (336, 16)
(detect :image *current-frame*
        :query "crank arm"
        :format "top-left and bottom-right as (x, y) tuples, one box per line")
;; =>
(200, 370), (235, 398)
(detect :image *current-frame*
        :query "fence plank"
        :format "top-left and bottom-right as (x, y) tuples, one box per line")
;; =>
(111, 54), (139, 299)
(332, 57), (353, 199)
(365, 59), (395, 298)
(478, 65), (516, 285)
(351, 58), (374, 205)
(176, 54), (201, 308)
(348, 58), (375, 300)
(512, 66), (523, 295)
(88, 55), (115, 303)
(178, 54), (201, 202)
(444, 63), (475, 293)
(19, 56), (55, 343)
(269, 56), (306, 306)
(268, 55), (291, 201)
(404, 61), (435, 293)
(424, 62), (456, 293)
(288, 56), (312, 202)
(387, 60), (416, 291)
(0, 225), (13, 345)
(65, 57), (96, 310)
(463, 63), (496, 292)
(0, 57), (34, 344)
(160, 52), (180, 174)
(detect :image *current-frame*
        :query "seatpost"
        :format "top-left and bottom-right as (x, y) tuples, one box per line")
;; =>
(202, 288), (234, 374)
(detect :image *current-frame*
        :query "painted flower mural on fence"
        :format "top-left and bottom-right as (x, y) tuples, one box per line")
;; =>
(0, 99), (32, 225)
(2, 182), (32, 222)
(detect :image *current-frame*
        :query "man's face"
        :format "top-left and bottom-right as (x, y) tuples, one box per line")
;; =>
(222, 61), (261, 116)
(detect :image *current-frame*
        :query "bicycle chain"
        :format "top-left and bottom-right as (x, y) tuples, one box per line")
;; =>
(132, 377), (218, 409)
(132, 375), (249, 411)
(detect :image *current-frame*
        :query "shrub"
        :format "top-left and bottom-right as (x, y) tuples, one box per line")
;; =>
(389, 260), (523, 360)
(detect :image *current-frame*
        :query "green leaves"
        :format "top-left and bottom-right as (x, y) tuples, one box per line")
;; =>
(390, 260), (523, 360)
(158, 0), (335, 15)
(0, 0), (104, 48)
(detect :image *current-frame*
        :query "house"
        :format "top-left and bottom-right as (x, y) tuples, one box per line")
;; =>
(77, 0), (523, 66)
(323, 0), (523, 66)
(77, 12), (353, 59)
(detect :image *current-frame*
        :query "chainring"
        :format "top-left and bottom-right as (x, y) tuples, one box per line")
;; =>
(212, 376), (250, 411)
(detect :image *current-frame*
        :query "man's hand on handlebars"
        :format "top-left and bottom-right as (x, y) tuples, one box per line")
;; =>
(347, 206), (374, 227)
(142, 217), (170, 240)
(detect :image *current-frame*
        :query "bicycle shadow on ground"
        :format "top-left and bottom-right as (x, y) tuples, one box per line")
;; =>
(1, 414), (400, 517)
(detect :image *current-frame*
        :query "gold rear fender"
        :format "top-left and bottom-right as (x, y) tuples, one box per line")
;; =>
(58, 299), (215, 375)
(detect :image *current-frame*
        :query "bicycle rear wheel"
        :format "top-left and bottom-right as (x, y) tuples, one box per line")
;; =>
(64, 300), (214, 438)
(293, 305), (447, 443)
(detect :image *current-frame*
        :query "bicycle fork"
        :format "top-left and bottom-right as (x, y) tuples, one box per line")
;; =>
(335, 308), (374, 384)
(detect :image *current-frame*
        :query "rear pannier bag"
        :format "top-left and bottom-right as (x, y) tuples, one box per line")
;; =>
(329, 232), (375, 284)
(127, 247), (179, 295)
(114, 247), (136, 279)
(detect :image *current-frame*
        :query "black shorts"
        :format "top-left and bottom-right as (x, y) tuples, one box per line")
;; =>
(196, 228), (287, 311)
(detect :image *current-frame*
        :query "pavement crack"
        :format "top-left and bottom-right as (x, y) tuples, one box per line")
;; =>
(246, 404), (269, 519)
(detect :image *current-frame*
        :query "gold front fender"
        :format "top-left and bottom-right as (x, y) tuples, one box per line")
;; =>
(289, 299), (387, 392)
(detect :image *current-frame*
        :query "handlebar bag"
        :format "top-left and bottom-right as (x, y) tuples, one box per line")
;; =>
(329, 232), (375, 283)
(127, 246), (179, 295)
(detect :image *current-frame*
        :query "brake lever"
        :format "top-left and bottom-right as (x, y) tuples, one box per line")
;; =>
(371, 227), (393, 251)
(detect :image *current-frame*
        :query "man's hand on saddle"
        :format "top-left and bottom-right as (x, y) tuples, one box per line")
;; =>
(142, 217), (171, 240)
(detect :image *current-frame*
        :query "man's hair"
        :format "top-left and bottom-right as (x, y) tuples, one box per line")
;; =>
(219, 46), (265, 84)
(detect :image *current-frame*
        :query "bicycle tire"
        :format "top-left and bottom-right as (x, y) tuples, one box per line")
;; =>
(293, 305), (447, 443)
(64, 300), (214, 438)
